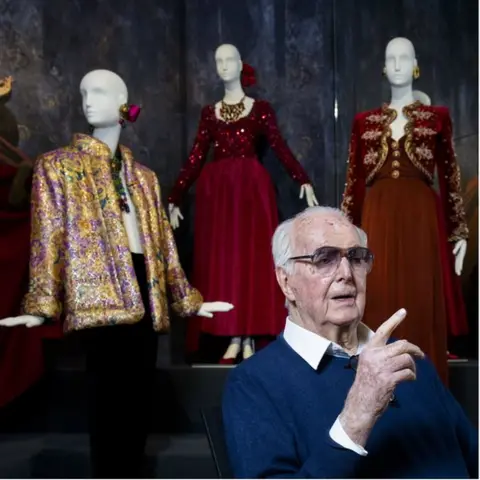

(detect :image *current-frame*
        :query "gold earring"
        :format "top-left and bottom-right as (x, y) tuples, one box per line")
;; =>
(382, 66), (387, 76)
(413, 65), (420, 79)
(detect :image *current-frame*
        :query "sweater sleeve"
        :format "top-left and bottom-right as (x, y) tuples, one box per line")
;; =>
(222, 369), (366, 478)
(423, 359), (478, 478)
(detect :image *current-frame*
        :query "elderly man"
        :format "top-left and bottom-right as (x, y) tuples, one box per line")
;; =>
(222, 206), (477, 478)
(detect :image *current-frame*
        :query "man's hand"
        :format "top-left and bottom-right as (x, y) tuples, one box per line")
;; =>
(339, 308), (424, 447)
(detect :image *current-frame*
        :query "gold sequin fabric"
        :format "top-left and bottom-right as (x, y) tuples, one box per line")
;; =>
(22, 134), (203, 333)
(341, 102), (468, 242)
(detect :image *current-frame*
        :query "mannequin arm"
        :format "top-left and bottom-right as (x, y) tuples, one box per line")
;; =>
(453, 239), (467, 276)
(197, 301), (234, 318)
(299, 184), (319, 207)
(168, 203), (183, 230)
(259, 101), (311, 185)
(168, 106), (212, 207)
(21, 155), (65, 319)
(436, 108), (468, 244)
(341, 117), (365, 226)
(0, 315), (45, 328)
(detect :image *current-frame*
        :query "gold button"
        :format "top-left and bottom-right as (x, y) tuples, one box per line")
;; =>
(393, 150), (401, 157)
(391, 170), (400, 179)
(391, 141), (398, 149)
(392, 160), (400, 168)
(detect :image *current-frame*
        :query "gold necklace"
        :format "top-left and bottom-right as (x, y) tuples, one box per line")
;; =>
(219, 96), (246, 123)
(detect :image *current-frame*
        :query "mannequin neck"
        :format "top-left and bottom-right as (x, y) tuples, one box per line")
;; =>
(223, 79), (245, 103)
(91, 124), (122, 156)
(389, 84), (415, 110)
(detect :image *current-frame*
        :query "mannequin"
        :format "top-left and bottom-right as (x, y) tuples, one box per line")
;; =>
(412, 89), (431, 106)
(341, 37), (469, 383)
(0, 69), (232, 478)
(169, 44), (318, 364)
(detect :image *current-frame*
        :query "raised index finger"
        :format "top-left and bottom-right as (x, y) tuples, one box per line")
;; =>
(369, 308), (407, 347)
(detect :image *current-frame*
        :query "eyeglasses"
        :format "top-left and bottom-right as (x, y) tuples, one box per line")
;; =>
(346, 354), (397, 406)
(289, 246), (374, 277)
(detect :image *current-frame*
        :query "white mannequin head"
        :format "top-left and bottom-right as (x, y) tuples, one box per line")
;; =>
(80, 69), (128, 128)
(214, 44), (243, 84)
(384, 37), (418, 88)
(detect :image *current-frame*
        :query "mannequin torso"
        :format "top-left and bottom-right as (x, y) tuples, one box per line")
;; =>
(86, 91), (143, 255)
(388, 106), (409, 141)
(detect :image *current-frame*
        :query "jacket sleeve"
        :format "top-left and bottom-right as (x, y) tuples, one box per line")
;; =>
(436, 108), (469, 242)
(154, 176), (203, 316)
(168, 106), (212, 206)
(223, 369), (366, 478)
(341, 116), (365, 226)
(22, 154), (65, 319)
(260, 101), (311, 185)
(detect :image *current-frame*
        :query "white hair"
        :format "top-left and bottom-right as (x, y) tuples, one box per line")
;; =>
(271, 206), (367, 275)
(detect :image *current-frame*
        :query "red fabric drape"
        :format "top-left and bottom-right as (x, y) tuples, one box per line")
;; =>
(0, 163), (62, 408)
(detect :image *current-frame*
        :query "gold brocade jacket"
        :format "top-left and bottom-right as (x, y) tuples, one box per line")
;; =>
(22, 134), (203, 333)
(340, 102), (468, 242)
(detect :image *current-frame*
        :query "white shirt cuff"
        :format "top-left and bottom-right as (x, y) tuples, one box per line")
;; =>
(329, 417), (368, 456)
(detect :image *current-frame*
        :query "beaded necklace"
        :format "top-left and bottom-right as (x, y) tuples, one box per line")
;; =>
(111, 149), (130, 213)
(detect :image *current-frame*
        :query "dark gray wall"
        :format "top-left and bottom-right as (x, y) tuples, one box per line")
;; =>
(0, 0), (477, 361)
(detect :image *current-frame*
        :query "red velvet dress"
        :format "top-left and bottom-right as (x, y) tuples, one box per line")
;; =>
(0, 163), (44, 407)
(168, 100), (311, 352)
(341, 103), (469, 384)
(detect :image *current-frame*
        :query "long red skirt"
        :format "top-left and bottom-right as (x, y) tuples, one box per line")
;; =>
(362, 172), (467, 384)
(185, 157), (286, 353)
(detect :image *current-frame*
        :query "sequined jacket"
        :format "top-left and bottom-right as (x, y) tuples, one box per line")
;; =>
(22, 134), (203, 333)
(341, 102), (468, 242)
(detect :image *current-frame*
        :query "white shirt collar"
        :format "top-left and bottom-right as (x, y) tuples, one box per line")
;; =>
(283, 317), (374, 370)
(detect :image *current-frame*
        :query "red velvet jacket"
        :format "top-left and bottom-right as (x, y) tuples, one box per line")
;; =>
(341, 101), (468, 243)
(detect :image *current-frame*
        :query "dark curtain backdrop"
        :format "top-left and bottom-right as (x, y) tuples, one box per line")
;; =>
(0, 0), (477, 363)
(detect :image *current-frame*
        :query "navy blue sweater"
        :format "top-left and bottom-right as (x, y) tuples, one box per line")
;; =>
(222, 336), (478, 478)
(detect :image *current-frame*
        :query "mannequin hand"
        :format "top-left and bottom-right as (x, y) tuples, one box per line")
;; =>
(197, 302), (234, 318)
(168, 203), (184, 230)
(452, 239), (467, 276)
(299, 184), (319, 207)
(0, 315), (45, 328)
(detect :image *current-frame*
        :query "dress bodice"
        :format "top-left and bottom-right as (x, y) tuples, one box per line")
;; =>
(374, 137), (430, 183)
(168, 99), (310, 205)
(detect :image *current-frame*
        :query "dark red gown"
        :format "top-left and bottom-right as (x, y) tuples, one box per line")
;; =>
(168, 100), (311, 353)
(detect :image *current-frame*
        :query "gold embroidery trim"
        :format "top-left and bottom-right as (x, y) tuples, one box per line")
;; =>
(403, 102), (434, 184)
(365, 104), (396, 185)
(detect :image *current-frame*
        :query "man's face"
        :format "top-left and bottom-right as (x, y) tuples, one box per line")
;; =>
(80, 73), (122, 128)
(280, 214), (367, 329)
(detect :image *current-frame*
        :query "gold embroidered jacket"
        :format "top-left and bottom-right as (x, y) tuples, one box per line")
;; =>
(22, 134), (203, 333)
(341, 102), (468, 242)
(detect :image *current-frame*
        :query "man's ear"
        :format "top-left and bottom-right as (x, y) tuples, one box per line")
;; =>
(275, 267), (296, 303)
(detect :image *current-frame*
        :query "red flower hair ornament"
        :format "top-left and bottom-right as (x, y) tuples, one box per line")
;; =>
(119, 103), (142, 126)
(241, 63), (256, 88)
